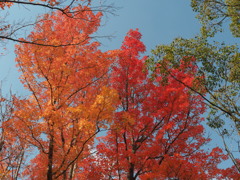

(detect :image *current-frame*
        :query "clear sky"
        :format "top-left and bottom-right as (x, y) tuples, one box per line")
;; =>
(0, 0), (239, 170)
(0, 0), (238, 94)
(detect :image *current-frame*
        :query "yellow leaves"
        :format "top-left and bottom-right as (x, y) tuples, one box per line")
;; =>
(122, 112), (135, 125)
(91, 87), (119, 122)
(77, 118), (94, 131)
(0, 170), (10, 179)
(65, 87), (118, 130)
(96, 87), (119, 106)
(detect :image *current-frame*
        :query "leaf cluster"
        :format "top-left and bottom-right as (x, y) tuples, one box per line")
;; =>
(191, 0), (240, 37)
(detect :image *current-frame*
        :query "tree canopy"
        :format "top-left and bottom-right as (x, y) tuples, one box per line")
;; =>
(0, 0), (239, 179)
(191, 0), (240, 37)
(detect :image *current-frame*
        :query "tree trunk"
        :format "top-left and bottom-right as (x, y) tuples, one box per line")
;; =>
(127, 163), (135, 180)
(47, 134), (54, 180)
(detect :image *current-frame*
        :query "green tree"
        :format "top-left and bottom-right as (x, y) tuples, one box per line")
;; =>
(191, 0), (240, 37)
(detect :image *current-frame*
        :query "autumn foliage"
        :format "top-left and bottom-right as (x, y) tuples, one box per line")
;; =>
(3, 6), (117, 179)
(84, 29), (227, 180)
(0, 0), (73, 10)
(0, 5), (236, 180)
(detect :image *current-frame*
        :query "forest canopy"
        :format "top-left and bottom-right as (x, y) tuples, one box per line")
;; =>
(0, 0), (239, 179)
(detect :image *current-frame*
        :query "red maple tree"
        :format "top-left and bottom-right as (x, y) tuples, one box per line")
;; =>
(85, 29), (228, 180)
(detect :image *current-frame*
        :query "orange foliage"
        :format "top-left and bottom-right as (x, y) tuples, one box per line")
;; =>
(0, 6), (232, 179)
(3, 6), (117, 179)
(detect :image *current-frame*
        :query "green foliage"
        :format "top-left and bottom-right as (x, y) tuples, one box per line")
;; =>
(147, 36), (240, 132)
(207, 118), (225, 129)
(191, 0), (240, 37)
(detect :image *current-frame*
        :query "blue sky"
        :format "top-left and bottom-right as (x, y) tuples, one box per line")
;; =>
(0, 0), (238, 94)
(98, 0), (202, 51)
(97, 0), (238, 50)
(0, 0), (239, 171)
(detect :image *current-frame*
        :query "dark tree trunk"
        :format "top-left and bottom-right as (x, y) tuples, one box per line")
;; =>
(128, 163), (135, 180)
(47, 134), (54, 180)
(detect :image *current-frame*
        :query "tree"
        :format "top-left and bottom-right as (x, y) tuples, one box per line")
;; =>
(0, 0), (115, 47)
(146, 0), (240, 175)
(0, 90), (26, 179)
(191, 0), (240, 37)
(148, 37), (239, 131)
(222, 159), (240, 179)
(3, 7), (118, 179)
(147, 36), (240, 174)
(86, 30), (227, 180)
(146, 0), (240, 172)
(0, 2), (236, 179)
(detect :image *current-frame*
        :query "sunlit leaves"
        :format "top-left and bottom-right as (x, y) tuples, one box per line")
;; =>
(7, 5), (116, 179)
(92, 29), (226, 179)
